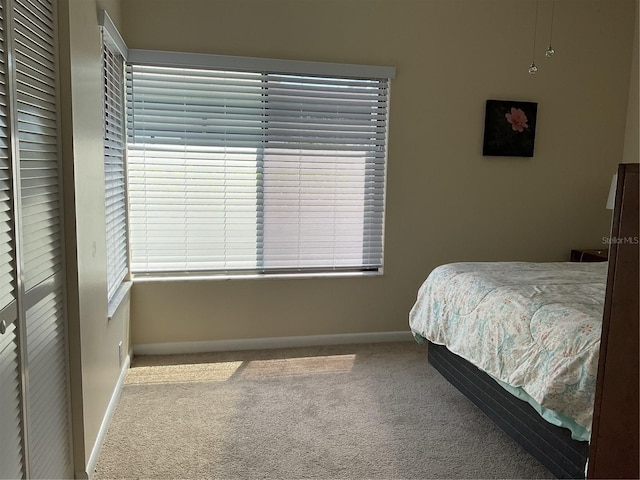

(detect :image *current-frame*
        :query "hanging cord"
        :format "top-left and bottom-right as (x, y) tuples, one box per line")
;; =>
(529, 0), (540, 73)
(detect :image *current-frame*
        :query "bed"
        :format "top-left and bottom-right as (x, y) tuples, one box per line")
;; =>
(409, 261), (603, 478)
(409, 164), (639, 480)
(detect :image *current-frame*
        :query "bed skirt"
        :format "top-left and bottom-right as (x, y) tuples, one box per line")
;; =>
(427, 341), (589, 479)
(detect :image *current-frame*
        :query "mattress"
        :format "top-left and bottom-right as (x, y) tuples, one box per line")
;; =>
(409, 261), (607, 440)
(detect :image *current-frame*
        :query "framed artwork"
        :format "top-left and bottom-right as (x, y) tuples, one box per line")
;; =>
(482, 99), (538, 157)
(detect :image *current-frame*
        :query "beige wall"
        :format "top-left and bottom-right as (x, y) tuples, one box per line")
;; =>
(58, 0), (130, 476)
(120, 0), (637, 346)
(623, 1), (639, 164)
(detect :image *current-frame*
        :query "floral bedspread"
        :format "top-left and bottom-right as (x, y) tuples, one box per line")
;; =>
(409, 261), (607, 436)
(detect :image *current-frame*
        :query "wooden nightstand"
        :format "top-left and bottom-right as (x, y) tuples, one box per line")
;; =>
(570, 248), (608, 262)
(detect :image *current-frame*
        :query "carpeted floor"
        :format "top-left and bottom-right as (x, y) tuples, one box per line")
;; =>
(94, 341), (554, 479)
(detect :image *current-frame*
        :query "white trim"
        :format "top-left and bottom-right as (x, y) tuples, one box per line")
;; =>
(128, 49), (396, 79)
(107, 281), (132, 320)
(133, 271), (382, 283)
(98, 10), (128, 59)
(134, 331), (413, 356)
(83, 353), (131, 480)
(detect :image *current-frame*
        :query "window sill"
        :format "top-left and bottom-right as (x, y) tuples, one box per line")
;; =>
(107, 281), (133, 320)
(132, 270), (383, 283)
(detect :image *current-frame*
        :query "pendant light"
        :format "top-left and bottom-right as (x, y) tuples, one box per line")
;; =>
(545, 0), (556, 57)
(529, 0), (539, 74)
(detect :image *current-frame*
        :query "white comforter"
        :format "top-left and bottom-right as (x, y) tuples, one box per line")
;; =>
(409, 261), (607, 439)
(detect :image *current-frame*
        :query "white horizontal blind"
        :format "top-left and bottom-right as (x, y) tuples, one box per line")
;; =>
(261, 74), (386, 270)
(103, 40), (128, 299)
(127, 65), (262, 272)
(127, 57), (390, 274)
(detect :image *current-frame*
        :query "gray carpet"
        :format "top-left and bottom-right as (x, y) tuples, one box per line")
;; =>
(94, 341), (554, 479)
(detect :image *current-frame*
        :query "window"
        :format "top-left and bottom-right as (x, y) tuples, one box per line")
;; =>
(126, 51), (394, 276)
(100, 12), (129, 301)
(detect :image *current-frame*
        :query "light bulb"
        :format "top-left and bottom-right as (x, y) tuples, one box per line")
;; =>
(545, 45), (555, 57)
(528, 63), (538, 75)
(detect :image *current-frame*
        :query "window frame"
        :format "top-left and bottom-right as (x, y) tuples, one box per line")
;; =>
(100, 11), (132, 312)
(126, 49), (395, 279)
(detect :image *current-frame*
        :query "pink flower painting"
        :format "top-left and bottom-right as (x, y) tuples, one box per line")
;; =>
(482, 99), (537, 157)
(505, 107), (528, 132)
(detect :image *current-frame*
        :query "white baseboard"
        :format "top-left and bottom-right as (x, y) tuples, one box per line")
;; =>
(84, 352), (131, 480)
(134, 331), (414, 356)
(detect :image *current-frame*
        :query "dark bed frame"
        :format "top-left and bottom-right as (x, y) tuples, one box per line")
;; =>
(428, 341), (588, 479)
(423, 164), (639, 480)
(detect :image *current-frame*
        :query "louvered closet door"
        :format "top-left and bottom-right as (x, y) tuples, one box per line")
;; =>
(15, 0), (71, 477)
(0, 85), (24, 480)
(0, 322), (24, 480)
(0, 1), (25, 478)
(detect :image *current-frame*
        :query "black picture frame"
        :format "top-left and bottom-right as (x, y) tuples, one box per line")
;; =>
(482, 99), (538, 157)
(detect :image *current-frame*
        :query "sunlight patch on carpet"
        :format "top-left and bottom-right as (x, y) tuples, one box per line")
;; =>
(124, 361), (243, 385)
(239, 354), (356, 378)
